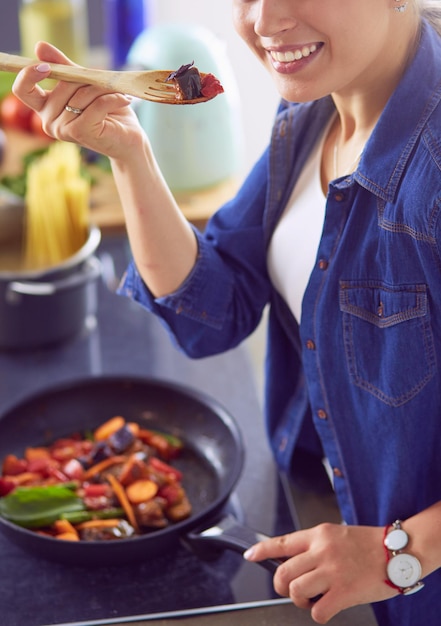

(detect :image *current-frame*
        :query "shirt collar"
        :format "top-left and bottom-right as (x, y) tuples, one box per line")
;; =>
(355, 20), (441, 201)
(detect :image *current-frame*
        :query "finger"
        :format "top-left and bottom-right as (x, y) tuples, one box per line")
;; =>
(32, 42), (83, 112)
(64, 91), (132, 123)
(56, 84), (130, 114)
(13, 40), (75, 100)
(12, 63), (82, 127)
(273, 551), (316, 597)
(34, 41), (77, 66)
(13, 41), (80, 113)
(12, 64), (53, 110)
(244, 530), (307, 562)
(310, 590), (347, 625)
(48, 92), (132, 145)
(287, 571), (326, 610)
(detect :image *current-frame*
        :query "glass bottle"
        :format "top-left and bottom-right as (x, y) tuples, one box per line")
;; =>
(19, 0), (89, 65)
(103, 0), (149, 69)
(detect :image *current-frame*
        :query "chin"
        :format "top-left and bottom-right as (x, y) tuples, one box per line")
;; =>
(277, 89), (317, 104)
(277, 80), (330, 104)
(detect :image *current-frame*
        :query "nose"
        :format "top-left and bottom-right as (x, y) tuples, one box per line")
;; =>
(254, 0), (298, 37)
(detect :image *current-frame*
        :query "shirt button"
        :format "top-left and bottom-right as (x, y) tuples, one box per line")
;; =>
(334, 193), (344, 202)
(333, 467), (343, 478)
(318, 259), (328, 270)
(317, 409), (327, 420)
(305, 339), (316, 350)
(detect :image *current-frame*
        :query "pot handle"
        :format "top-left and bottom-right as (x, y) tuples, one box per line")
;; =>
(184, 514), (323, 602)
(183, 514), (283, 574)
(7, 256), (102, 298)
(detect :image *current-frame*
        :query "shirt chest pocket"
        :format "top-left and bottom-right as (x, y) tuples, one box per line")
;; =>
(339, 281), (436, 407)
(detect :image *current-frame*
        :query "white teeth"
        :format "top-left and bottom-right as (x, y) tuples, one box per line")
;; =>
(271, 44), (317, 63)
(302, 46), (311, 57)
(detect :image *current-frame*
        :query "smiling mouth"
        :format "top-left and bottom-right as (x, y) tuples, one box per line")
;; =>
(270, 43), (320, 63)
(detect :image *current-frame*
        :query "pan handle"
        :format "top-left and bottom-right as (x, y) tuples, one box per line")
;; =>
(185, 514), (323, 603)
(6, 256), (101, 299)
(183, 514), (283, 574)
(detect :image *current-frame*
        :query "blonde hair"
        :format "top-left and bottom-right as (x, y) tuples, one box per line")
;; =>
(417, 0), (441, 34)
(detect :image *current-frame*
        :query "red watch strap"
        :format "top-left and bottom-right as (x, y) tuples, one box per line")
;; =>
(383, 523), (405, 594)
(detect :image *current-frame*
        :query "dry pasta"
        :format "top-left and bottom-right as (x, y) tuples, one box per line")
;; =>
(24, 142), (90, 269)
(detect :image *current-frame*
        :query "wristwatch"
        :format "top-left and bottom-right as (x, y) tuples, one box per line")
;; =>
(383, 520), (425, 595)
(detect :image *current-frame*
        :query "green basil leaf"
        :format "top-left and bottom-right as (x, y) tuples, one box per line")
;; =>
(0, 485), (85, 528)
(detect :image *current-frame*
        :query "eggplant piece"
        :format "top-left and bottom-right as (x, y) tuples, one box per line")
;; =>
(108, 425), (135, 454)
(90, 441), (114, 464)
(165, 62), (202, 101)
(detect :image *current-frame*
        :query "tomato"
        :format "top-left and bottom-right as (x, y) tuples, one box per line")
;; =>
(0, 477), (15, 497)
(148, 457), (183, 481)
(62, 458), (85, 480)
(157, 483), (184, 506)
(137, 428), (182, 460)
(1, 454), (28, 476)
(27, 457), (59, 478)
(200, 73), (224, 98)
(0, 93), (33, 131)
(82, 483), (109, 498)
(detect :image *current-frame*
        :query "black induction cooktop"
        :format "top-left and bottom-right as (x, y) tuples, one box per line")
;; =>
(0, 236), (297, 626)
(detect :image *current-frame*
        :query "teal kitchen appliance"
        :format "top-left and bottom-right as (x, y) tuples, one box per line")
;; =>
(127, 23), (244, 191)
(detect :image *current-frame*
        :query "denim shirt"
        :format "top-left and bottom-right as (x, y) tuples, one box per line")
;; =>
(120, 22), (441, 625)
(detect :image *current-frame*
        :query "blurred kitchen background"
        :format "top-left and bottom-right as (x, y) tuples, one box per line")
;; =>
(1, 0), (279, 175)
(0, 0), (281, 398)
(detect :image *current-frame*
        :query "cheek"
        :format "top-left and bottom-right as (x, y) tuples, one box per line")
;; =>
(232, 5), (253, 46)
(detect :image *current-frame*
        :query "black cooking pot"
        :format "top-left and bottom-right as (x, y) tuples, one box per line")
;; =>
(0, 226), (101, 349)
(0, 376), (252, 567)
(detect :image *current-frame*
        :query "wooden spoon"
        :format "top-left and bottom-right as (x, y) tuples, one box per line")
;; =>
(0, 52), (218, 105)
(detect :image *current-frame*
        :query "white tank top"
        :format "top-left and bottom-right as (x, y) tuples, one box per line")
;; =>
(267, 131), (328, 323)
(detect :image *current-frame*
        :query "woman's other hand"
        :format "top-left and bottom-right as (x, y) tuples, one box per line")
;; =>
(244, 523), (396, 624)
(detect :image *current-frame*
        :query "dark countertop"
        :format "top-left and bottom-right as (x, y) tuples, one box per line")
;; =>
(51, 600), (376, 626)
(0, 235), (377, 626)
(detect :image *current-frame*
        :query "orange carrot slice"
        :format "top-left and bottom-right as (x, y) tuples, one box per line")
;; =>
(75, 519), (122, 530)
(9, 471), (44, 486)
(127, 422), (140, 438)
(24, 447), (51, 461)
(94, 416), (125, 441)
(53, 519), (79, 537)
(106, 473), (140, 533)
(55, 532), (80, 541)
(82, 455), (126, 480)
(126, 479), (158, 504)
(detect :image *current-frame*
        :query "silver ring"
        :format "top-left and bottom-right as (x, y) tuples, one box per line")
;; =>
(65, 105), (83, 115)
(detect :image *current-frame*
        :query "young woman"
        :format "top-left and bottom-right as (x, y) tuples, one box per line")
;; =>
(12, 1), (441, 624)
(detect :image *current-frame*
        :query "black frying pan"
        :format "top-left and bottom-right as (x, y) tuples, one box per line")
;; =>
(0, 375), (249, 566)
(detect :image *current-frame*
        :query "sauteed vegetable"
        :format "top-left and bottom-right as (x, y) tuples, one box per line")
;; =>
(165, 62), (224, 101)
(0, 416), (192, 541)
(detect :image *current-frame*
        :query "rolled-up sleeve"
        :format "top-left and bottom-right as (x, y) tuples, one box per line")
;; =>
(118, 150), (272, 357)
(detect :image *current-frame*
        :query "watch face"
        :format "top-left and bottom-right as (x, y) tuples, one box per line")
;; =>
(384, 528), (408, 552)
(387, 553), (422, 588)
